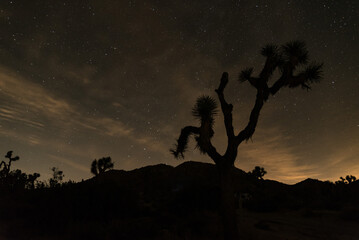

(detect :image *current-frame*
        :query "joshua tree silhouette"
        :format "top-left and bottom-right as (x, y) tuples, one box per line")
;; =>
(0, 151), (40, 190)
(49, 167), (64, 188)
(27, 172), (41, 189)
(250, 166), (267, 180)
(91, 157), (114, 176)
(0, 151), (20, 178)
(336, 175), (357, 184)
(171, 41), (322, 239)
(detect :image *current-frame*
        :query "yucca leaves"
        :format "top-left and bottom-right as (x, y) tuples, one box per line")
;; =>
(241, 41), (322, 94)
(192, 95), (218, 123)
(171, 96), (218, 158)
(260, 44), (284, 81)
(304, 62), (323, 82)
(170, 126), (199, 159)
(282, 40), (308, 65)
(239, 67), (254, 83)
(260, 44), (279, 57)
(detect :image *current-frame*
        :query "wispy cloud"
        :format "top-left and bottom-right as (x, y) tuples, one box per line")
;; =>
(0, 66), (169, 171)
(48, 154), (89, 173)
(237, 127), (320, 184)
(0, 66), (145, 142)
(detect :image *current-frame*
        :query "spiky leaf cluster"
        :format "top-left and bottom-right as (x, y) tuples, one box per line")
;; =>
(192, 96), (218, 125)
(170, 126), (198, 159)
(282, 41), (308, 65)
(303, 62), (323, 82)
(261, 44), (278, 58)
(239, 68), (254, 82)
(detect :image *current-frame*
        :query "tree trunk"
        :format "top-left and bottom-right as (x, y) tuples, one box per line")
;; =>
(218, 162), (239, 239)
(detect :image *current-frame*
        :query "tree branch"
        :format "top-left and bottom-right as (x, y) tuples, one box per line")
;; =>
(0, 161), (6, 170)
(288, 63), (323, 89)
(270, 62), (323, 94)
(269, 62), (293, 95)
(236, 90), (265, 143)
(195, 120), (222, 164)
(259, 44), (281, 81)
(170, 126), (200, 159)
(199, 138), (222, 164)
(215, 72), (235, 139)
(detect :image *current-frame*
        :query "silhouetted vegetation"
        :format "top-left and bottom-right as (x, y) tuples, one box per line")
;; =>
(171, 40), (323, 239)
(0, 151), (20, 178)
(335, 175), (357, 185)
(49, 167), (65, 188)
(0, 162), (359, 239)
(0, 151), (40, 192)
(91, 156), (114, 176)
(2, 41), (359, 239)
(249, 166), (267, 180)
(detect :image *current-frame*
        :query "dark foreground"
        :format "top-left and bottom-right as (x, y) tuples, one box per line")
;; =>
(0, 161), (358, 239)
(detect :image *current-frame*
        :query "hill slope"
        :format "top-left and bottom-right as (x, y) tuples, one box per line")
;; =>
(0, 161), (358, 239)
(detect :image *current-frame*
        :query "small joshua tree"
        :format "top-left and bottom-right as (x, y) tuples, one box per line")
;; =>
(171, 41), (322, 239)
(336, 175), (357, 185)
(91, 156), (114, 176)
(250, 166), (267, 180)
(0, 151), (20, 179)
(0, 151), (40, 190)
(27, 173), (41, 189)
(49, 167), (64, 188)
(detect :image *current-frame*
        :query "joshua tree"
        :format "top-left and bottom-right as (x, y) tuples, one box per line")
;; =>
(0, 151), (40, 190)
(49, 167), (64, 188)
(336, 175), (357, 185)
(171, 41), (322, 239)
(345, 175), (357, 184)
(0, 151), (20, 178)
(27, 173), (41, 189)
(91, 156), (114, 176)
(250, 166), (267, 180)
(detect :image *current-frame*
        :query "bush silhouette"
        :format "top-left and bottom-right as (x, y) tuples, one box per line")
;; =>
(91, 157), (114, 176)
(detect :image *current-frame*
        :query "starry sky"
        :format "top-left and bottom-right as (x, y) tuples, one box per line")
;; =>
(0, 0), (358, 184)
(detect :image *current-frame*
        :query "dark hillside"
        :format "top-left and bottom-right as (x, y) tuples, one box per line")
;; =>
(0, 161), (358, 239)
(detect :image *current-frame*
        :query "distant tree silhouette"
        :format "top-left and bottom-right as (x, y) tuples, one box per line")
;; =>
(6, 169), (27, 190)
(49, 167), (64, 188)
(0, 151), (20, 178)
(171, 41), (322, 239)
(91, 157), (114, 176)
(250, 166), (267, 180)
(27, 173), (41, 189)
(346, 175), (357, 183)
(6, 169), (40, 190)
(0, 151), (40, 190)
(336, 175), (357, 185)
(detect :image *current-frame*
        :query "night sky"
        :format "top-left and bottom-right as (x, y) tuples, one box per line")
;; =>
(0, 0), (358, 183)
